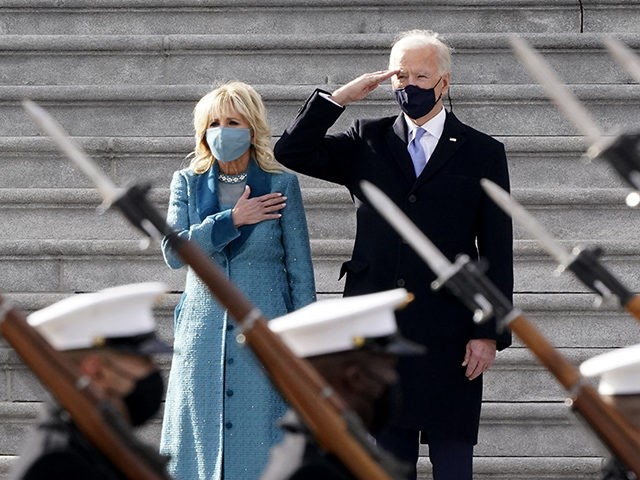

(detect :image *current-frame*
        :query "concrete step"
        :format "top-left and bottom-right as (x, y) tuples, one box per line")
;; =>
(1, 33), (639, 87)
(0, 400), (606, 479)
(1, 186), (639, 242)
(5, 289), (638, 351)
(0, 136), (191, 189)
(303, 187), (640, 244)
(485, 347), (610, 402)
(1, 231), (640, 292)
(1, 1), (634, 36)
(0, 135), (624, 190)
(2, 84), (639, 138)
(0, 454), (604, 480)
(509, 239), (640, 293)
(477, 403), (607, 458)
(6, 288), (638, 349)
(443, 457), (602, 480)
(0, 397), (613, 457)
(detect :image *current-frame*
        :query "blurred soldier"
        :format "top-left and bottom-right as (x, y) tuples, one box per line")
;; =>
(9, 282), (172, 480)
(580, 343), (640, 480)
(261, 288), (425, 480)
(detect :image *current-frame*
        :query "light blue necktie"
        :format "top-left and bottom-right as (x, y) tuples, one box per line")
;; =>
(408, 128), (427, 176)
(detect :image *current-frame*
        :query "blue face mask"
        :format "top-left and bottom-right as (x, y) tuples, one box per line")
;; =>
(394, 78), (442, 119)
(205, 127), (251, 162)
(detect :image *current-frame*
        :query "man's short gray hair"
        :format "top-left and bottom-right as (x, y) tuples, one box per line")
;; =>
(389, 30), (452, 75)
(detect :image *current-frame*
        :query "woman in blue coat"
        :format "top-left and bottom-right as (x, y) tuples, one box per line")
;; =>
(159, 82), (316, 480)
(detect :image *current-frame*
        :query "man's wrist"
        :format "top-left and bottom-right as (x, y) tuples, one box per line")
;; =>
(319, 91), (345, 108)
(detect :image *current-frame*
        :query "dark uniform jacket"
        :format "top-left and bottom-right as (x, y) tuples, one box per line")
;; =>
(262, 411), (406, 480)
(261, 419), (354, 480)
(274, 90), (514, 443)
(9, 405), (125, 480)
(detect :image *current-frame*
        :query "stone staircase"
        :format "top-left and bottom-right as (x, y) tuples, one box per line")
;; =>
(1, 1), (639, 478)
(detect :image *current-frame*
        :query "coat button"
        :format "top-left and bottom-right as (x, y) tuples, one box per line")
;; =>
(227, 358), (234, 365)
(226, 389), (234, 397)
(227, 323), (235, 331)
(225, 422), (233, 429)
(408, 194), (417, 203)
(397, 279), (405, 287)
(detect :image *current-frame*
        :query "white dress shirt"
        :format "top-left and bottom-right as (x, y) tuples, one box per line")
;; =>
(405, 106), (446, 168)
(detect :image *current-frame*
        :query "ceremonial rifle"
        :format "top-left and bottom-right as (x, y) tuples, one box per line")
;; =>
(22, 100), (406, 480)
(604, 36), (640, 86)
(0, 295), (171, 480)
(510, 35), (640, 208)
(481, 179), (640, 322)
(361, 180), (640, 476)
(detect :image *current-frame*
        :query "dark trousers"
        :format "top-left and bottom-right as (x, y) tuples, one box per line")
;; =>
(376, 426), (473, 480)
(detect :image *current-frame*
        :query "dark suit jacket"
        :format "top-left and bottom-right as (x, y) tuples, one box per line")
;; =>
(274, 90), (514, 443)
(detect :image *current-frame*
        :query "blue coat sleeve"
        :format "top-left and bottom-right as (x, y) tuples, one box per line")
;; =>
(279, 173), (316, 311)
(161, 170), (240, 269)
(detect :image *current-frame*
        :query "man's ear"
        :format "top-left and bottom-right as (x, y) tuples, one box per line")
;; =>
(441, 72), (451, 97)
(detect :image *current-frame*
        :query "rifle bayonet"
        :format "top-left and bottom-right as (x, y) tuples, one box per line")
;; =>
(509, 36), (640, 208)
(604, 36), (640, 85)
(23, 100), (122, 206)
(509, 36), (603, 145)
(481, 179), (635, 310)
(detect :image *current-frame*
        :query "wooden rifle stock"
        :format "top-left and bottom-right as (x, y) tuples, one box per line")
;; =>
(0, 295), (171, 480)
(508, 313), (640, 475)
(624, 294), (640, 322)
(169, 234), (400, 479)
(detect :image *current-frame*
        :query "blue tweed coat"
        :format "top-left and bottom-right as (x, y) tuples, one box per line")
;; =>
(159, 159), (316, 480)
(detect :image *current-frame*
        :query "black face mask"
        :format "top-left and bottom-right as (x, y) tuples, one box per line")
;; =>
(123, 370), (164, 427)
(394, 79), (443, 119)
(362, 367), (402, 434)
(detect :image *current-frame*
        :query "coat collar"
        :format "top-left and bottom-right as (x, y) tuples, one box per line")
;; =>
(195, 158), (271, 221)
(388, 114), (416, 184)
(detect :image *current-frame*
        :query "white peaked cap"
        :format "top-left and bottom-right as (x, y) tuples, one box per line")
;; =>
(269, 288), (424, 358)
(580, 343), (640, 395)
(27, 282), (169, 352)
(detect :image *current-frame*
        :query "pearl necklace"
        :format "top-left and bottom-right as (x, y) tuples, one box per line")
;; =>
(218, 172), (248, 184)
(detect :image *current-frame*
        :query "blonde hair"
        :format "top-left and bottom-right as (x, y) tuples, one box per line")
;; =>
(188, 82), (282, 174)
(389, 30), (452, 76)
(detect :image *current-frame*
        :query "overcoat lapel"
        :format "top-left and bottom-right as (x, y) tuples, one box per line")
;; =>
(415, 112), (466, 187)
(195, 162), (220, 221)
(228, 159), (271, 254)
(387, 114), (417, 185)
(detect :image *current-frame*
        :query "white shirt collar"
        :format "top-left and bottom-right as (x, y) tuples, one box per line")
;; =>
(404, 107), (446, 141)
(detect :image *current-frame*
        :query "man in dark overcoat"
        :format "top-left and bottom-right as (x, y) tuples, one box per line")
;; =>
(273, 30), (513, 480)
